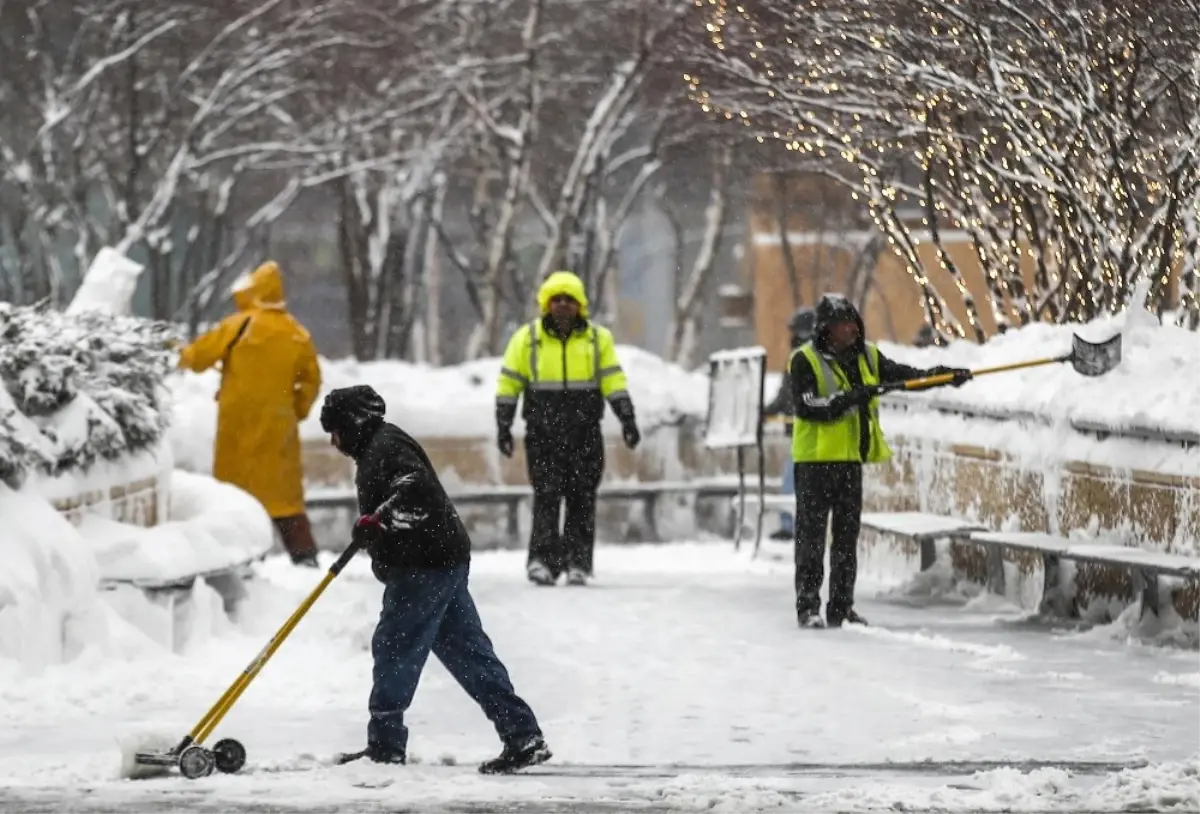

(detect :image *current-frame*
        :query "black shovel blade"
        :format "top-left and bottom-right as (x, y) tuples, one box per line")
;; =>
(1070, 333), (1122, 377)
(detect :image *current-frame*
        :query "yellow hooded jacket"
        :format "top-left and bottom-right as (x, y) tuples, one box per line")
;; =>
(178, 261), (322, 518)
(496, 271), (630, 434)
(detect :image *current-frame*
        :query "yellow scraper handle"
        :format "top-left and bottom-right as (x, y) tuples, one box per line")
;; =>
(889, 353), (1071, 392)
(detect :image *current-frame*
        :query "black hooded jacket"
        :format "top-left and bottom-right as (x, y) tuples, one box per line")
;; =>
(319, 385), (470, 578)
(788, 295), (927, 462)
(763, 308), (817, 420)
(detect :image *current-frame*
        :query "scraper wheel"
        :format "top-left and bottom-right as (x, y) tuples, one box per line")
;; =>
(178, 745), (216, 779)
(213, 738), (247, 774)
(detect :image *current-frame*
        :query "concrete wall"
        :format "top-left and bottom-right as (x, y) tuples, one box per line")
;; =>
(301, 419), (1198, 619)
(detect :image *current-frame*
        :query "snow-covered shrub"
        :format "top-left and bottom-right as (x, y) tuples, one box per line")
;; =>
(0, 302), (181, 487)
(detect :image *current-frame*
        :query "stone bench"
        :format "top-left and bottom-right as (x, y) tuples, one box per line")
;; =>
(960, 530), (1200, 618)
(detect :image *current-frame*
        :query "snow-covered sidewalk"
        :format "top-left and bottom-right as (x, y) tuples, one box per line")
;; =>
(0, 543), (1196, 812)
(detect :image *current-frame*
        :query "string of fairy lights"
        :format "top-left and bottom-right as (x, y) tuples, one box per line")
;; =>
(688, 0), (1200, 335)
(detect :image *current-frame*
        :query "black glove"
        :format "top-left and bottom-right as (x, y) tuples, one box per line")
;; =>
(621, 419), (641, 449)
(497, 425), (514, 458)
(495, 400), (517, 458)
(826, 390), (853, 415)
(931, 366), (972, 387)
(612, 397), (641, 450)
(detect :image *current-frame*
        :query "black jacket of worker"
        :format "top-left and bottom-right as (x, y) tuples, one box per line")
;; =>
(494, 272), (639, 586)
(319, 385), (471, 582)
(788, 294), (967, 628)
(763, 306), (817, 426)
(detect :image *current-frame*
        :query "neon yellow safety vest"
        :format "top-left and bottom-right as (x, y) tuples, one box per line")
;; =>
(790, 342), (892, 464)
(495, 319), (629, 422)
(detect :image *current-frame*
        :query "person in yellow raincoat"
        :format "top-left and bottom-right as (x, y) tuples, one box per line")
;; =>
(178, 261), (323, 566)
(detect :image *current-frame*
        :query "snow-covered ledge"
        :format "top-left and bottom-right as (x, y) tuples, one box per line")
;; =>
(27, 443), (172, 528)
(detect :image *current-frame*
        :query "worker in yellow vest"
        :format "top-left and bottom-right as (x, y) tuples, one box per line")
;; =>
(790, 294), (969, 629)
(495, 271), (641, 587)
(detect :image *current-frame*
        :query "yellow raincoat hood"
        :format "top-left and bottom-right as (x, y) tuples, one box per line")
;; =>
(232, 261), (286, 311)
(537, 271), (589, 318)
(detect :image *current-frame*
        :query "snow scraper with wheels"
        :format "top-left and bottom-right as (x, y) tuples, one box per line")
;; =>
(874, 332), (1122, 394)
(132, 500), (393, 780)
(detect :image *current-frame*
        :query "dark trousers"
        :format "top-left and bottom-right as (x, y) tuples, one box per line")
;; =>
(369, 564), (541, 754)
(793, 462), (863, 619)
(273, 514), (317, 562)
(525, 429), (604, 577)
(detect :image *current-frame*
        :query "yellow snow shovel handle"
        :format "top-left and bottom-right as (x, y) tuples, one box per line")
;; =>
(179, 518), (381, 752)
(190, 564), (346, 745)
(885, 353), (1071, 392)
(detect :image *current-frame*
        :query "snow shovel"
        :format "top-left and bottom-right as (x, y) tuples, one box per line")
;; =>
(131, 499), (391, 780)
(876, 331), (1122, 394)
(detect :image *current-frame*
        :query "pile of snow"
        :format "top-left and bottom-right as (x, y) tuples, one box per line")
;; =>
(79, 470), (274, 585)
(169, 345), (709, 472)
(0, 470), (274, 667)
(866, 305), (1200, 492)
(0, 485), (106, 667)
(0, 301), (181, 488)
(65, 247), (145, 318)
(876, 306), (1186, 438)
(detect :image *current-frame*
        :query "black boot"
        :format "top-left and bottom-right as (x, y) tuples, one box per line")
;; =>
(797, 609), (826, 629)
(335, 744), (406, 766)
(291, 551), (319, 568)
(827, 608), (868, 628)
(478, 735), (552, 774)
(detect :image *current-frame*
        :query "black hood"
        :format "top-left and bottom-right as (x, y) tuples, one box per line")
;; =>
(813, 293), (866, 357)
(320, 385), (386, 458)
(788, 307), (816, 348)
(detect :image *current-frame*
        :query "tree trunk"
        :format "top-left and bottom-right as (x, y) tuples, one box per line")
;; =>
(424, 178), (447, 363)
(666, 144), (732, 367)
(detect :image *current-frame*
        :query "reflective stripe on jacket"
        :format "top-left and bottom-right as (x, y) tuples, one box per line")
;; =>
(495, 318), (628, 431)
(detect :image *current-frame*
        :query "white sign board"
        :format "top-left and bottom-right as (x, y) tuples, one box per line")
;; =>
(704, 346), (767, 450)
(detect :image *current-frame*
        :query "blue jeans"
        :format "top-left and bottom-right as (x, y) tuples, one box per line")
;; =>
(369, 564), (542, 754)
(779, 457), (795, 533)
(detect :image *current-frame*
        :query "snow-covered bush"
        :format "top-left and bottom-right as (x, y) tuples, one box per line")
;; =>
(0, 302), (181, 487)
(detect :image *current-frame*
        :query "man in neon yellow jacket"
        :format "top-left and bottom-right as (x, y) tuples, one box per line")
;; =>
(790, 294), (969, 629)
(495, 272), (641, 586)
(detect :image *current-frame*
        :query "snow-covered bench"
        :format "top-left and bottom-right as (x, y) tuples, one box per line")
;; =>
(98, 555), (267, 651)
(89, 472), (277, 650)
(738, 502), (1199, 618)
(958, 530), (1200, 618)
(307, 477), (781, 543)
(737, 498), (987, 562)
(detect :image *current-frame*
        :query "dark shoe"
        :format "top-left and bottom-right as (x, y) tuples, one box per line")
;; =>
(291, 552), (319, 568)
(565, 567), (588, 586)
(797, 610), (826, 629)
(827, 608), (868, 628)
(527, 561), (556, 586)
(335, 745), (406, 765)
(478, 735), (552, 774)
(768, 528), (793, 541)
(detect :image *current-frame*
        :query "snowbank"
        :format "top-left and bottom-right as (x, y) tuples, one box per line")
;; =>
(1, 470), (275, 668)
(168, 302), (1200, 486)
(169, 345), (709, 472)
(0, 485), (105, 667)
(876, 312), (1186, 438)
